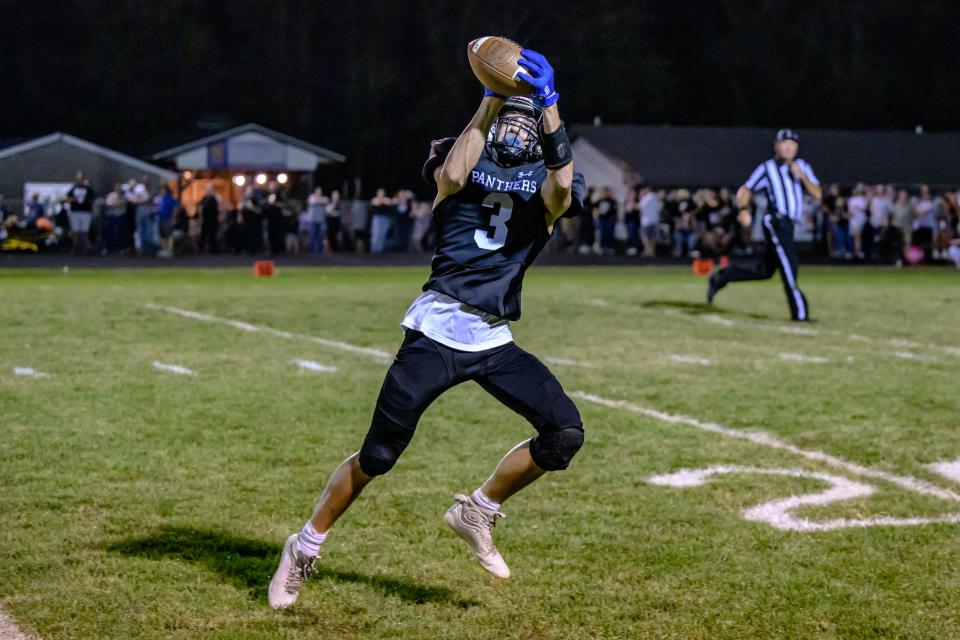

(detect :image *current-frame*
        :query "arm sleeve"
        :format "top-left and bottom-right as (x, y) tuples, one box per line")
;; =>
(560, 172), (587, 219)
(799, 159), (820, 186)
(421, 137), (457, 185)
(743, 163), (768, 192)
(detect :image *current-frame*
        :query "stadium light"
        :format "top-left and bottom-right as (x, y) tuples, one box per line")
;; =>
(256, 173), (267, 185)
(277, 173), (288, 184)
(233, 175), (246, 186)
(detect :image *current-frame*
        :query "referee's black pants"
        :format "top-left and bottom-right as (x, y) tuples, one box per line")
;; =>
(715, 213), (809, 321)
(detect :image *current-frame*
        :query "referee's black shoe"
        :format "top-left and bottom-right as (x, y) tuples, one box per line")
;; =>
(706, 272), (725, 305)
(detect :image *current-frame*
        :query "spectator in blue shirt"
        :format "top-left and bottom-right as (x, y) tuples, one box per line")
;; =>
(154, 185), (178, 258)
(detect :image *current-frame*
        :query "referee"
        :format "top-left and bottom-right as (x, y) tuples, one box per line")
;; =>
(707, 129), (821, 321)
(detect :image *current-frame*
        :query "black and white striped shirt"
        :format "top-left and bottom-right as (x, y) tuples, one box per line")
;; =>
(743, 158), (819, 222)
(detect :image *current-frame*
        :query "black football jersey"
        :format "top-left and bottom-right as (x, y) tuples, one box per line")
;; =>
(424, 148), (586, 320)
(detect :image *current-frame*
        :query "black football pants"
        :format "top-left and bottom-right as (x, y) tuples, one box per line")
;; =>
(714, 213), (809, 320)
(358, 329), (584, 476)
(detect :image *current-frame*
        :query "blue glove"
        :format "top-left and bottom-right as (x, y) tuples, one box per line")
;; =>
(517, 48), (559, 107)
(484, 86), (505, 99)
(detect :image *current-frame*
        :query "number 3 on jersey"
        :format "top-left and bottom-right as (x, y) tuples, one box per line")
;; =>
(474, 193), (513, 250)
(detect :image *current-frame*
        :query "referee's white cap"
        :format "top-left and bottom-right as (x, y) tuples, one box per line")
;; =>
(775, 128), (799, 142)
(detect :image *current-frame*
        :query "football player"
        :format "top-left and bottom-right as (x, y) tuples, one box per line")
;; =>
(269, 48), (587, 608)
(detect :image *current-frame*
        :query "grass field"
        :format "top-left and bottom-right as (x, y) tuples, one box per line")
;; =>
(2, 265), (959, 639)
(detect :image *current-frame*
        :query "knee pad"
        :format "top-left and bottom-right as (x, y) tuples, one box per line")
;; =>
(357, 414), (413, 477)
(529, 425), (584, 471)
(358, 439), (402, 476)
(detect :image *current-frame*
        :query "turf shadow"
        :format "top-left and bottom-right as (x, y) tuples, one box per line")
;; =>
(640, 299), (776, 320)
(106, 526), (478, 609)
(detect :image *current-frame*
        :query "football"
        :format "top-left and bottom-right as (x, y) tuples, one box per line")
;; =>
(466, 36), (529, 97)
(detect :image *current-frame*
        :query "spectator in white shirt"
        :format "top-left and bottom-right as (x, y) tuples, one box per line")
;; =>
(639, 184), (662, 257)
(846, 184), (868, 259)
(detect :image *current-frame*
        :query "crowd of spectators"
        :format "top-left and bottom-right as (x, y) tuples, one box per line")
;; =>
(0, 173), (434, 258)
(562, 185), (753, 260)
(2, 168), (959, 269)
(552, 182), (960, 268)
(819, 183), (959, 265)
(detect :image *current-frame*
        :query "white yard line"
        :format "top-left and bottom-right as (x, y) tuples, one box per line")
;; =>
(890, 338), (923, 349)
(777, 326), (820, 336)
(892, 351), (937, 362)
(571, 391), (960, 503)
(658, 303), (960, 357)
(928, 459), (960, 484)
(12, 367), (49, 378)
(668, 354), (712, 365)
(544, 356), (592, 368)
(701, 313), (735, 326)
(291, 358), (338, 373)
(145, 304), (392, 362)
(0, 609), (37, 640)
(777, 352), (830, 364)
(152, 361), (195, 376)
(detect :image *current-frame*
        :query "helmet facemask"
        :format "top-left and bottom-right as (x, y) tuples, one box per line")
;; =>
(488, 96), (543, 166)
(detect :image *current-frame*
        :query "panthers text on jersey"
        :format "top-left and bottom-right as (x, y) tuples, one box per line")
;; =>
(424, 149), (586, 320)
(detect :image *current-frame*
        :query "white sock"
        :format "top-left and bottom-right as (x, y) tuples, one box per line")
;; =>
(471, 489), (502, 513)
(297, 521), (327, 557)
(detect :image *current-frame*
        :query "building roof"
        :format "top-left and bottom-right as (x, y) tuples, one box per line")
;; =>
(0, 132), (177, 180)
(572, 124), (960, 187)
(151, 122), (345, 164)
(0, 137), (32, 152)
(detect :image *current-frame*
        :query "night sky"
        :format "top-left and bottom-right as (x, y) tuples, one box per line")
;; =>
(2, 1), (958, 194)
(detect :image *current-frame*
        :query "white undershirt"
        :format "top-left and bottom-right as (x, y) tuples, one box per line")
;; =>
(400, 289), (513, 352)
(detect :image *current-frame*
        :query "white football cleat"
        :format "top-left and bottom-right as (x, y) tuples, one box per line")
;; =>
(268, 533), (316, 609)
(444, 493), (510, 579)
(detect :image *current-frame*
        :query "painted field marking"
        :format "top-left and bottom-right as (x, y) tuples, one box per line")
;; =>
(291, 359), (338, 373)
(544, 356), (592, 368)
(778, 352), (829, 364)
(228, 320), (260, 332)
(701, 314), (735, 326)
(585, 298), (610, 307)
(928, 459), (960, 484)
(668, 354), (711, 365)
(649, 465), (960, 531)
(145, 304), (392, 362)
(152, 361), (195, 376)
(778, 326), (820, 336)
(13, 367), (49, 378)
(892, 351), (937, 362)
(571, 391), (960, 503)
(655, 302), (960, 359)
(891, 338), (923, 349)
(0, 608), (37, 640)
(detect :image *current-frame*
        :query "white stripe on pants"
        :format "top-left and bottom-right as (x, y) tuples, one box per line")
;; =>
(763, 214), (806, 320)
